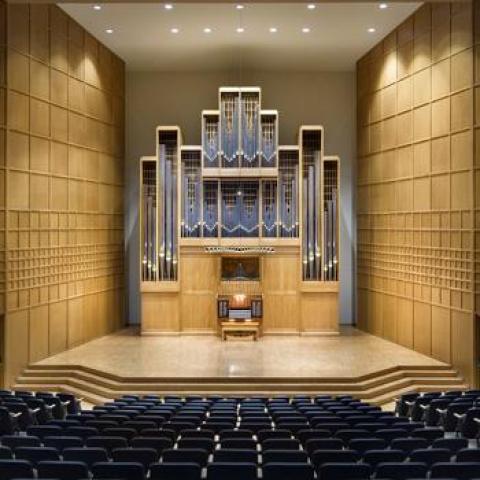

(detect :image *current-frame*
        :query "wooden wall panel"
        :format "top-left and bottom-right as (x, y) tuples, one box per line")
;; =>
(1, 3), (125, 386)
(357, 2), (478, 386)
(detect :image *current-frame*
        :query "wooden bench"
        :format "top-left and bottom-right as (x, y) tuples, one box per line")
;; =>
(221, 321), (260, 341)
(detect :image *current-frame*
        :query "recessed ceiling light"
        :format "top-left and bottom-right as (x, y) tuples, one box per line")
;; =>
(269, 27), (278, 33)
(302, 27), (311, 33)
(204, 27), (212, 34)
(236, 4), (244, 9)
(307, 4), (316, 10)
(367, 27), (376, 33)
(105, 28), (113, 34)
(379, 3), (388, 9)
(164, 4), (173, 10)
(93, 5), (102, 11)
(236, 27), (245, 33)
(170, 27), (179, 34)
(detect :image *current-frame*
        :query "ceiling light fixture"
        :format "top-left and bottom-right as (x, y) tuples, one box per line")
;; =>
(269, 27), (278, 33)
(307, 4), (316, 10)
(379, 3), (388, 9)
(170, 27), (179, 34)
(105, 28), (113, 34)
(93, 5), (102, 11)
(236, 27), (245, 33)
(164, 4), (173, 10)
(236, 4), (244, 10)
(302, 27), (311, 33)
(204, 27), (212, 33)
(367, 27), (376, 33)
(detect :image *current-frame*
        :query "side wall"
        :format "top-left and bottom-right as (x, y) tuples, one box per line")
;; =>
(357, 2), (478, 385)
(126, 70), (356, 327)
(2, 3), (125, 385)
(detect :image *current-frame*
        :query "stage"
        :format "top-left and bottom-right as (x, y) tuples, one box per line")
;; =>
(15, 327), (466, 405)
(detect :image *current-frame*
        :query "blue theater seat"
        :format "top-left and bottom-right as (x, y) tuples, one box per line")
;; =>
(375, 461), (428, 480)
(112, 447), (159, 468)
(263, 462), (315, 480)
(262, 449), (308, 464)
(214, 448), (258, 463)
(37, 460), (89, 480)
(0, 459), (34, 480)
(409, 448), (451, 467)
(14, 447), (60, 466)
(91, 461), (145, 480)
(431, 462), (480, 479)
(317, 462), (371, 480)
(63, 447), (109, 467)
(362, 448), (406, 467)
(207, 462), (258, 480)
(162, 447), (209, 467)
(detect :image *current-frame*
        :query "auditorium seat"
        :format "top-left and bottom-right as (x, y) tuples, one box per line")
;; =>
(213, 448), (258, 463)
(432, 437), (468, 454)
(86, 435), (128, 454)
(162, 447), (209, 467)
(1, 436), (40, 449)
(43, 435), (84, 451)
(409, 448), (451, 467)
(91, 461), (145, 480)
(130, 435), (173, 453)
(0, 448), (11, 460)
(177, 437), (215, 452)
(150, 462), (201, 480)
(262, 462), (315, 480)
(221, 438), (257, 450)
(112, 447), (159, 468)
(375, 461), (428, 480)
(348, 437), (387, 453)
(0, 459), (34, 480)
(37, 460), (89, 480)
(310, 449), (360, 468)
(362, 449), (406, 467)
(14, 446), (60, 466)
(457, 448), (480, 462)
(390, 437), (429, 453)
(318, 462), (371, 480)
(262, 438), (300, 450)
(63, 447), (109, 467)
(207, 461), (258, 480)
(304, 438), (344, 454)
(257, 429), (291, 442)
(430, 462), (480, 479)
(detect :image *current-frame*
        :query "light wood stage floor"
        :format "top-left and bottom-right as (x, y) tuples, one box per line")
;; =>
(15, 327), (467, 405)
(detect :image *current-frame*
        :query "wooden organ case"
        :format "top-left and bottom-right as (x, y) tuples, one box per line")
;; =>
(140, 87), (340, 336)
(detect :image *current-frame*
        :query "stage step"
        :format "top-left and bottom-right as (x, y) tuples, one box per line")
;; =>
(14, 363), (467, 407)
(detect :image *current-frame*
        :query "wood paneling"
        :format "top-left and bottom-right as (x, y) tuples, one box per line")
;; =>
(1, 3), (125, 386)
(357, 2), (478, 386)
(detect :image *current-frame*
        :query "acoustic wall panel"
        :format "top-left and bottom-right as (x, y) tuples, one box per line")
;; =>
(1, 3), (125, 386)
(357, 2), (479, 386)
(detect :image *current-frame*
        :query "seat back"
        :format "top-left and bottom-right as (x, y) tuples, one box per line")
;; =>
(37, 460), (89, 480)
(263, 462), (314, 480)
(63, 447), (109, 467)
(91, 461), (145, 480)
(207, 462), (257, 480)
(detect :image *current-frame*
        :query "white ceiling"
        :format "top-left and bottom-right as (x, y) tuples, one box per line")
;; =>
(61, 2), (420, 72)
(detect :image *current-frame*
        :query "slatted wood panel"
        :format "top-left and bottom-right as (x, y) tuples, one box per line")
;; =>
(2, 3), (125, 386)
(357, 2), (478, 386)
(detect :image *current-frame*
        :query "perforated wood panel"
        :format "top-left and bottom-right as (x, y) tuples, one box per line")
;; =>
(357, 2), (477, 385)
(2, 3), (125, 386)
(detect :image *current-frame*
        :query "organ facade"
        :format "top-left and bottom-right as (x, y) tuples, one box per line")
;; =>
(139, 87), (340, 336)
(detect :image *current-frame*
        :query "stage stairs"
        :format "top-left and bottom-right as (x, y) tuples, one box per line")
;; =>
(14, 363), (467, 407)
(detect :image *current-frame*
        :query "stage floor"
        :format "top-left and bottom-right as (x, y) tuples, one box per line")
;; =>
(35, 327), (446, 379)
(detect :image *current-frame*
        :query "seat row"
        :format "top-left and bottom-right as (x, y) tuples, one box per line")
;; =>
(2, 457), (480, 480)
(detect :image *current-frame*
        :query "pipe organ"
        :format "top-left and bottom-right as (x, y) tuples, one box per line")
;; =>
(140, 87), (340, 335)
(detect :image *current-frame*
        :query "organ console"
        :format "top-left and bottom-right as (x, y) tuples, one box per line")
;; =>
(139, 87), (341, 336)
